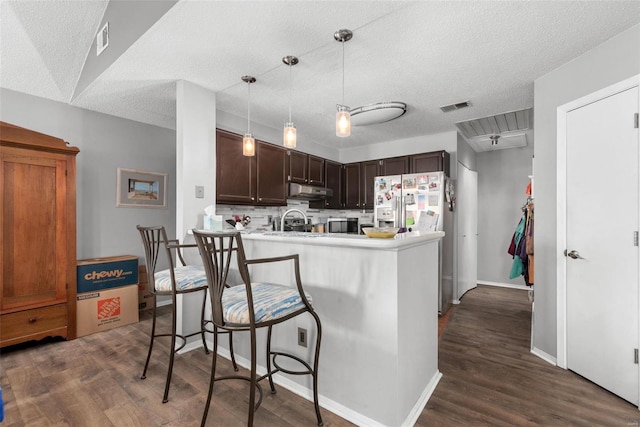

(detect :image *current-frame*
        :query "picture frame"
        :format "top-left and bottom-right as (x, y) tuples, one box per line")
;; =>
(116, 168), (167, 208)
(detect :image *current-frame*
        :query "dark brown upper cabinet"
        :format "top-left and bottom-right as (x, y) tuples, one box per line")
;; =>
(360, 160), (380, 209)
(216, 130), (257, 205)
(344, 160), (380, 209)
(310, 160), (343, 209)
(216, 130), (287, 206)
(256, 142), (287, 205)
(287, 151), (325, 186)
(344, 163), (361, 209)
(307, 155), (325, 186)
(381, 156), (409, 175)
(410, 150), (450, 176)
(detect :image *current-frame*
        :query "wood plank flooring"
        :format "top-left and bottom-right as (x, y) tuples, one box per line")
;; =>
(1, 285), (639, 426)
(419, 285), (640, 426)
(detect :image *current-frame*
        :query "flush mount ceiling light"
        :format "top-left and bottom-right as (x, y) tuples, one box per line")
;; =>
(282, 55), (298, 149)
(335, 28), (353, 137)
(350, 102), (407, 126)
(242, 75), (256, 157)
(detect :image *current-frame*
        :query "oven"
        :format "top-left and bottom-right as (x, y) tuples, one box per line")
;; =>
(327, 217), (359, 234)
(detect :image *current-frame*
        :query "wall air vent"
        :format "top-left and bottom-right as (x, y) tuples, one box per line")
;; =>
(440, 100), (471, 113)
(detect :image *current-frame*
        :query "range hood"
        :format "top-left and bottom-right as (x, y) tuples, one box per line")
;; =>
(288, 183), (333, 200)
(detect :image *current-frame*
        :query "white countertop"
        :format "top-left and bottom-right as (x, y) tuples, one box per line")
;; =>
(234, 229), (444, 250)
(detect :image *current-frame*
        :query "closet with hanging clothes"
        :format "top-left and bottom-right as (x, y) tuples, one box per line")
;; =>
(508, 180), (534, 287)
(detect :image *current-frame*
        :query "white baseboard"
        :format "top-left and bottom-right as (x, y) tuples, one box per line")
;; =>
(184, 341), (439, 427)
(477, 280), (529, 291)
(531, 346), (557, 366)
(402, 371), (442, 427)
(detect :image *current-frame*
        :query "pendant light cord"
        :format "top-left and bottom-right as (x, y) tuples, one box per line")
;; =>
(247, 82), (251, 133)
(341, 40), (345, 105)
(288, 62), (292, 122)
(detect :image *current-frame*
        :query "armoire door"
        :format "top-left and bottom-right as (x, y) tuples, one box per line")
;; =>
(566, 85), (639, 405)
(1, 149), (69, 311)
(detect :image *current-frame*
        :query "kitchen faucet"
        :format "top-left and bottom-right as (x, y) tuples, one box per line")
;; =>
(281, 208), (307, 232)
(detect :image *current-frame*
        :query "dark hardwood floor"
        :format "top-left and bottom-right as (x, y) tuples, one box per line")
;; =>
(419, 285), (640, 426)
(1, 285), (638, 426)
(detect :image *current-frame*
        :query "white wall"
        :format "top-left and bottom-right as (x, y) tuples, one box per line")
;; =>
(175, 80), (216, 246)
(339, 131), (457, 164)
(533, 24), (640, 357)
(0, 88), (176, 260)
(477, 144), (534, 285)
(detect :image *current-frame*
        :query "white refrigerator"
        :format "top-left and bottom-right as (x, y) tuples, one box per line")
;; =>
(373, 171), (454, 314)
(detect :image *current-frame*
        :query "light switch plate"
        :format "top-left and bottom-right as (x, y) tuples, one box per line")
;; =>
(195, 185), (204, 198)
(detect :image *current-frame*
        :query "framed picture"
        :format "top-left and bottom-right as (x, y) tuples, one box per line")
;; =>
(116, 168), (167, 208)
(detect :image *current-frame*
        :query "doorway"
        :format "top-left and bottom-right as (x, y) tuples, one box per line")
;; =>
(558, 76), (639, 405)
(456, 161), (478, 301)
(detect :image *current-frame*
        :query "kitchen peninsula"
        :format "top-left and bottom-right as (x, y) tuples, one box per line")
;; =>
(209, 230), (444, 427)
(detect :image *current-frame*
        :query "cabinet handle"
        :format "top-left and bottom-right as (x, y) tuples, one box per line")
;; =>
(251, 197), (255, 201)
(259, 198), (262, 201)
(28, 317), (37, 323)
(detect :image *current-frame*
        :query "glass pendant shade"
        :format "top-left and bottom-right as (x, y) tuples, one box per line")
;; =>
(336, 105), (351, 137)
(283, 122), (296, 148)
(243, 133), (255, 156)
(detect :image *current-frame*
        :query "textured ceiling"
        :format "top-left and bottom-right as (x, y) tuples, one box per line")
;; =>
(2, 1), (639, 152)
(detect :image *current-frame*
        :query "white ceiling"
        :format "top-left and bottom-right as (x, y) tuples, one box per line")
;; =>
(2, 1), (639, 153)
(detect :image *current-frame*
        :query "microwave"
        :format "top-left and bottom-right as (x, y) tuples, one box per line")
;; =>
(327, 217), (358, 234)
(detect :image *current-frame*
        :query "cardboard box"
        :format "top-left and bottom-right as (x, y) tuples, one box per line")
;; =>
(77, 255), (139, 293)
(138, 265), (155, 311)
(76, 285), (139, 337)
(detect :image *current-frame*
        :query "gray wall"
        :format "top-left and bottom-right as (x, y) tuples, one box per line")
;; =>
(0, 88), (176, 260)
(477, 144), (534, 285)
(533, 23), (640, 357)
(456, 132), (477, 173)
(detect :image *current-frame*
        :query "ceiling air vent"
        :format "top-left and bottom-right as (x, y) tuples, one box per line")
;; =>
(440, 100), (471, 113)
(455, 108), (532, 139)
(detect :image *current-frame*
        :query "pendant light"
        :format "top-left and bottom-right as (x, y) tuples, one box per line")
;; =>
(282, 55), (299, 149)
(334, 29), (353, 137)
(242, 75), (256, 157)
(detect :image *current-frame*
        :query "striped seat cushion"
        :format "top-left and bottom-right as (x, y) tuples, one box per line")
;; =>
(154, 265), (208, 292)
(222, 283), (312, 325)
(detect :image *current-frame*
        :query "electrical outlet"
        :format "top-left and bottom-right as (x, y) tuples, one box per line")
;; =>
(195, 185), (204, 198)
(298, 327), (307, 348)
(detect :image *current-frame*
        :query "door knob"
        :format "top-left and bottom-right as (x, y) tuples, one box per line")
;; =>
(565, 250), (583, 259)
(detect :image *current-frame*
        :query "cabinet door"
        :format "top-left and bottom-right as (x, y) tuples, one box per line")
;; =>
(410, 150), (450, 176)
(360, 160), (380, 209)
(323, 160), (343, 209)
(256, 142), (287, 206)
(381, 156), (409, 175)
(216, 130), (257, 204)
(344, 163), (361, 209)
(287, 151), (307, 184)
(307, 155), (325, 186)
(1, 149), (69, 311)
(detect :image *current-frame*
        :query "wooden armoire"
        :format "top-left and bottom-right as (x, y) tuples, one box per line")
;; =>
(0, 122), (79, 347)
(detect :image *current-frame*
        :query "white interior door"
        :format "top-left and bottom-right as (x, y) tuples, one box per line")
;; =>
(456, 162), (478, 300)
(566, 86), (639, 405)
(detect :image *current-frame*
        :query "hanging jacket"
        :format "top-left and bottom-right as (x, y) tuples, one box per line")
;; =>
(508, 216), (527, 279)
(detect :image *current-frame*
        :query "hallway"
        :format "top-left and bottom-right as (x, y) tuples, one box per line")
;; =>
(419, 285), (640, 426)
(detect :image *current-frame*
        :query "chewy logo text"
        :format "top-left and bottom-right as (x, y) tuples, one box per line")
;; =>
(84, 269), (124, 281)
(97, 297), (121, 320)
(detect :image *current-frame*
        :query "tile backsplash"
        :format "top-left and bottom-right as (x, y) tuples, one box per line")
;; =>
(216, 201), (374, 231)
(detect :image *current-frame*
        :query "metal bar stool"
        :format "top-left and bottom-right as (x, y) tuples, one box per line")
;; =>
(192, 229), (323, 426)
(137, 225), (238, 403)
